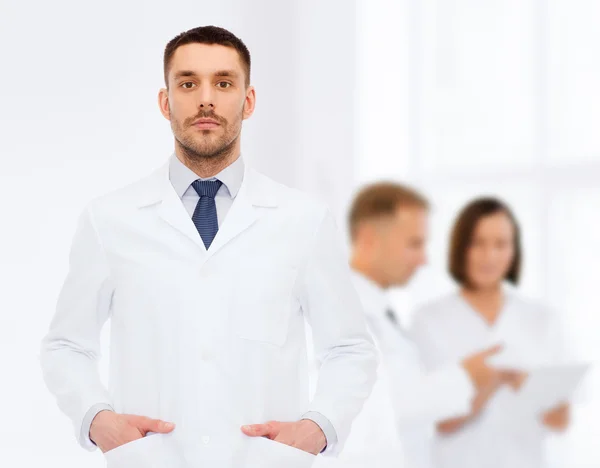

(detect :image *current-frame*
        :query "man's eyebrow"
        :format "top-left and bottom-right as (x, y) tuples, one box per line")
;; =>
(214, 70), (239, 78)
(173, 70), (198, 80)
(172, 69), (240, 80)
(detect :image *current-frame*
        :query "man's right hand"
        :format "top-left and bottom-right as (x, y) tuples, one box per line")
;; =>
(439, 345), (527, 435)
(89, 410), (176, 453)
(461, 344), (504, 391)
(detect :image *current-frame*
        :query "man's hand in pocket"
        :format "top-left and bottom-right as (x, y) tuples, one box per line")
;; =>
(89, 410), (175, 453)
(241, 419), (325, 455)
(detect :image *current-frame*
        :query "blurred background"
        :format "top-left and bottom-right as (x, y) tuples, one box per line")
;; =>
(0, 0), (598, 466)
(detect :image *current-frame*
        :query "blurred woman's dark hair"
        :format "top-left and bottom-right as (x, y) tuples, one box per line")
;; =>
(449, 197), (522, 287)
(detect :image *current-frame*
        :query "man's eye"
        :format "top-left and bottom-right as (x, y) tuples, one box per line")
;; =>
(217, 82), (232, 89)
(181, 82), (196, 89)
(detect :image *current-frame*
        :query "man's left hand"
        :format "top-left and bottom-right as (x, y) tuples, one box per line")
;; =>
(241, 419), (326, 455)
(542, 403), (570, 431)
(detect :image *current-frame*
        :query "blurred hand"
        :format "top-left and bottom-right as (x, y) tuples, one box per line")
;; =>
(542, 403), (570, 431)
(501, 370), (528, 391)
(441, 346), (531, 435)
(241, 419), (326, 455)
(461, 344), (504, 390)
(471, 370), (505, 415)
(439, 369), (506, 434)
(89, 410), (175, 453)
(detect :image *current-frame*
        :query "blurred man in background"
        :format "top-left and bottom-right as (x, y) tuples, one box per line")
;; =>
(340, 182), (510, 468)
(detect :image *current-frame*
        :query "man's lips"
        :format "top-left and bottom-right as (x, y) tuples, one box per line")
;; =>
(193, 118), (220, 129)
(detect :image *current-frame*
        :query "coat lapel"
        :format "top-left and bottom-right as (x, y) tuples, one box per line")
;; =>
(157, 179), (207, 251)
(137, 162), (206, 252)
(206, 167), (278, 258)
(136, 161), (279, 257)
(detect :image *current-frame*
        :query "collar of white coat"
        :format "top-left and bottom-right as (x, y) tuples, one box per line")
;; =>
(135, 156), (279, 209)
(350, 270), (392, 318)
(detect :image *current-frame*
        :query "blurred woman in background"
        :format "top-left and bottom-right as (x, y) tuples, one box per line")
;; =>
(410, 197), (571, 468)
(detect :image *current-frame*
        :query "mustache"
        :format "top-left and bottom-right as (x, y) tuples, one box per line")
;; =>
(185, 110), (227, 127)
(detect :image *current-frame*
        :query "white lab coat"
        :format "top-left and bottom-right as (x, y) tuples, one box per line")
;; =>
(335, 273), (475, 468)
(410, 288), (568, 468)
(39, 161), (378, 468)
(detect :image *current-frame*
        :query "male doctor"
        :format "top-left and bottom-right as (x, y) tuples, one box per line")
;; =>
(39, 26), (377, 468)
(341, 182), (507, 468)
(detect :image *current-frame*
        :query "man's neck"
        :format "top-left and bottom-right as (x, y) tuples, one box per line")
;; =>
(175, 142), (240, 178)
(350, 255), (388, 289)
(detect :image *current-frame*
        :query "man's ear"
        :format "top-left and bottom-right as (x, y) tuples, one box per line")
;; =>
(242, 85), (256, 120)
(158, 88), (171, 121)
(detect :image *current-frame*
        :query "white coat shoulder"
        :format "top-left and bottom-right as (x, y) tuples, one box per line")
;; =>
(82, 164), (168, 218)
(248, 168), (331, 222)
(504, 290), (565, 340)
(408, 293), (466, 361)
(505, 290), (556, 318)
(411, 293), (465, 329)
(415, 292), (462, 315)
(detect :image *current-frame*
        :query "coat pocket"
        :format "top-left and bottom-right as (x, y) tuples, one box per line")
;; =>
(239, 435), (317, 468)
(231, 267), (298, 347)
(103, 432), (184, 468)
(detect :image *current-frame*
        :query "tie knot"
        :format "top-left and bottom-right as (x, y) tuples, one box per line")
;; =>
(191, 179), (223, 198)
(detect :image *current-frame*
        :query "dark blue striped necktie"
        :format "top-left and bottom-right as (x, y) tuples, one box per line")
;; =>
(191, 179), (223, 249)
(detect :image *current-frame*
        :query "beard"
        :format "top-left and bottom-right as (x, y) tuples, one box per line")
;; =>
(171, 107), (243, 163)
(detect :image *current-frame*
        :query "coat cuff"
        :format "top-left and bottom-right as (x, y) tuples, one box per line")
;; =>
(80, 403), (115, 451)
(301, 411), (338, 454)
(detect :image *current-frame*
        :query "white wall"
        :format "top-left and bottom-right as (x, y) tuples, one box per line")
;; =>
(0, 1), (356, 466)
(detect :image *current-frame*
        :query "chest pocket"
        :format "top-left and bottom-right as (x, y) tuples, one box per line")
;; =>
(230, 267), (299, 347)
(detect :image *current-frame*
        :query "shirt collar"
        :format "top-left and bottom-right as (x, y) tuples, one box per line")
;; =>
(350, 270), (392, 318)
(168, 153), (245, 200)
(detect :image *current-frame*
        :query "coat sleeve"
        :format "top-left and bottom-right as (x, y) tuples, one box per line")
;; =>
(39, 204), (114, 450)
(388, 363), (474, 428)
(368, 315), (475, 428)
(297, 208), (379, 456)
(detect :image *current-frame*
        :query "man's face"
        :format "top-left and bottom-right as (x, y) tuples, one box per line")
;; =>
(375, 206), (429, 287)
(158, 43), (255, 160)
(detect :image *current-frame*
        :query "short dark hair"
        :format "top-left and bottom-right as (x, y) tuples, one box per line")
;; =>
(348, 182), (429, 241)
(449, 197), (522, 287)
(163, 25), (251, 87)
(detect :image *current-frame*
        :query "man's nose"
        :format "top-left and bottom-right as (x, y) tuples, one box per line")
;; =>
(198, 85), (215, 109)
